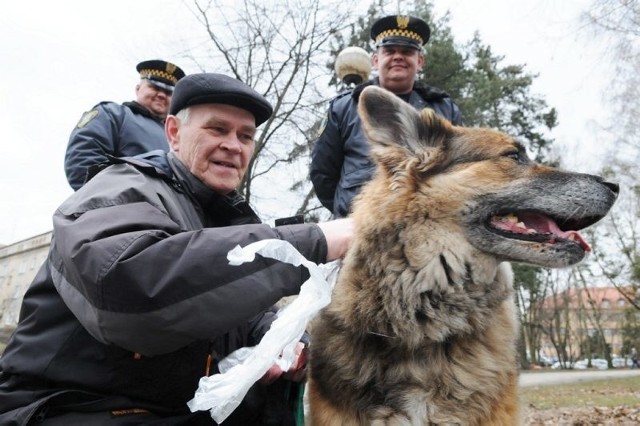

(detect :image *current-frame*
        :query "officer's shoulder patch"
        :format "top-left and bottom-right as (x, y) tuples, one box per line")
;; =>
(75, 109), (99, 129)
(316, 111), (329, 138)
(315, 89), (356, 138)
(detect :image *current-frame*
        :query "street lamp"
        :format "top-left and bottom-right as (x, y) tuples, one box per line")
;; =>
(334, 46), (371, 87)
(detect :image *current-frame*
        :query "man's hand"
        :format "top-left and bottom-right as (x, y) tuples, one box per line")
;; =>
(259, 342), (308, 385)
(317, 218), (354, 261)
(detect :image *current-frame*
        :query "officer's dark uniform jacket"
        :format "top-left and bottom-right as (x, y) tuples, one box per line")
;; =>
(0, 151), (326, 425)
(310, 78), (463, 218)
(65, 101), (169, 191)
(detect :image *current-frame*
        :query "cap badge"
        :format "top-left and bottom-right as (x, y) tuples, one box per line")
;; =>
(166, 63), (177, 74)
(397, 15), (410, 29)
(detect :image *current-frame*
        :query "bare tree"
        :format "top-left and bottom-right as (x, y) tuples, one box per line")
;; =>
(576, 268), (611, 364)
(184, 0), (354, 221)
(583, 0), (640, 161)
(578, 3), (640, 317)
(539, 269), (580, 367)
(590, 170), (640, 311)
(515, 265), (550, 367)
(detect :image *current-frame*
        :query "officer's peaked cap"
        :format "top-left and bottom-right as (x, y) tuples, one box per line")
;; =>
(371, 15), (431, 50)
(136, 59), (186, 93)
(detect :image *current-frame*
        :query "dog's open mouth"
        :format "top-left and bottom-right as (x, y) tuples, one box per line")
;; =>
(489, 212), (592, 252)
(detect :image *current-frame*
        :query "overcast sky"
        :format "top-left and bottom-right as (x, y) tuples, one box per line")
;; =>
(0, 0), (613, 245)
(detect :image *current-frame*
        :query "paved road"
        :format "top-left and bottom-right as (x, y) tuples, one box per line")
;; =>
(519, 368), (640, 387)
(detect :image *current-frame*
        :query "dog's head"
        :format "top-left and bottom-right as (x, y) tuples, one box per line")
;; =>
(356, 86), (618, 268)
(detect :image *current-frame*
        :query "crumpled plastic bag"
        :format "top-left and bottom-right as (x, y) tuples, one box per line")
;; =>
(186, 239), (340, 423)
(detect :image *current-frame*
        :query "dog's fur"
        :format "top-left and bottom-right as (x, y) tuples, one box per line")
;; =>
(307, 86), (618, 425)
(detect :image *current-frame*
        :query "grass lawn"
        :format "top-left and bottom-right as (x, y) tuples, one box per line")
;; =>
(521, 375), (640, 409)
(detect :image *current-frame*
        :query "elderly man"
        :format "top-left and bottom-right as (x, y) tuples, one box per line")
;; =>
(64, 59), (186, 190)
(311, 15), (463, 218)
(0, 73), (352, 425)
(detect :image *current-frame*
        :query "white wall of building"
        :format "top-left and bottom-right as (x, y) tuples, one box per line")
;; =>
(0, 231), (52, 329)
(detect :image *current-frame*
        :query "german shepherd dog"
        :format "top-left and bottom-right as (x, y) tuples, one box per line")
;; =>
(307, 86), (618, 425)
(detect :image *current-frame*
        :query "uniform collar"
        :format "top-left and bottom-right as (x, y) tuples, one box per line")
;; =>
(123, 101), (165, 123)
(351, 77), (450, 103)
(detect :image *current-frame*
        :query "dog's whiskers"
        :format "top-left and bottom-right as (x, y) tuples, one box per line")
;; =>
(367, 330), (397, 339)
(558, 205), (586, 228)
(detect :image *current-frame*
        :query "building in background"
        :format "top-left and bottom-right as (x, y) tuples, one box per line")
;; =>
(0, 231), (51, 331)
(538, 286), (638, 361)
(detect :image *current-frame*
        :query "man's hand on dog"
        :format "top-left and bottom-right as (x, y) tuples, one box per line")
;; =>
(318, 218), (354, 261)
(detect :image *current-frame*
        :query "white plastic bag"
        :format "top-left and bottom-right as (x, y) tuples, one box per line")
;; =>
(186, 239), (340, 423)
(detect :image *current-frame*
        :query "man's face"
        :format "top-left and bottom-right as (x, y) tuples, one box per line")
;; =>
(373, 45), (424, 94)
(166, 103), (256, 194)
(135, 79), (172, 119)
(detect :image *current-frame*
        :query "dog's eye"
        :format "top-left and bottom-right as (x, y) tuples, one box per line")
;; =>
(503, 151), (527, 164)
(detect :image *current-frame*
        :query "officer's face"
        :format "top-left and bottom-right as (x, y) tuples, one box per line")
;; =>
(136, 80), (172, 119)
(373, 46), (424, 94)
(166, 103), (256, 194)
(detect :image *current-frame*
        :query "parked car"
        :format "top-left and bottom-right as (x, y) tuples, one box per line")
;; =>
(612, 356), (632, 368)
(551, 361), (575, 369)
(573, 358), (609, 369)
(551, 358), (608, 370)
(537, 355), (557, 367)
(590, 358), (609, 370)
(573, 359), (588, 369)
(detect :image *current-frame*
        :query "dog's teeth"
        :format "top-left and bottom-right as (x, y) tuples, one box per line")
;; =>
(567, 234), (576, 241)
(516, 221), (526, 229)
(505, 214), (518, 224)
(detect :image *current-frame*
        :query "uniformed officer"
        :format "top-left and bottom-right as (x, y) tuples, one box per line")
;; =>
(310, 15), (463, 218)
(64, 59), (186, 190)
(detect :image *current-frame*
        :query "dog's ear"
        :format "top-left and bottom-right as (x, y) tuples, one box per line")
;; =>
(358, 86), (452, 154)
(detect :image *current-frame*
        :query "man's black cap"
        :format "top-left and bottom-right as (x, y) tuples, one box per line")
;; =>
(169, 73), (273, 126)
(136, 59), (186, 93)
(370, 15), (431, 50)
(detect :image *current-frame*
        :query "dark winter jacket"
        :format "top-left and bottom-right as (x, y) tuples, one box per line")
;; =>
(65, 101), (169, 190)
(310, 79), (463, 217)
(0, 151), (327, 425)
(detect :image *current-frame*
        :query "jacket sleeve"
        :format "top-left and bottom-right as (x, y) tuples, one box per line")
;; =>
(310, 99), (345, 213)
(449, 99), (463, 126)
(50, 176), (328, 356)
(64, 103), (120, 190)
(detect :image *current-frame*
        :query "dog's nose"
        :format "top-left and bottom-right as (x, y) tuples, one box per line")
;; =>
(595, 175), (620, 195)
(602, 181), (619, 195)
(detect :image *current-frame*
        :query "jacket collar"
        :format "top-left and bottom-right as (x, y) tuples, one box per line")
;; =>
(123, 101), (164, 123)
(167, 152), (261, 225)
(103, 151), (260, 225)
(351, 77), (450, 103)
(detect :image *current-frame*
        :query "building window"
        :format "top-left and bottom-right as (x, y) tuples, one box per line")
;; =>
(617, 299), (626, 307)
(601, 299), (610, 309)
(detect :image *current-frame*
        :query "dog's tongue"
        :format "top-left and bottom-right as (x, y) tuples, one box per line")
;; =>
(544, 220), (591, 252)
(493, 213), (592, 252)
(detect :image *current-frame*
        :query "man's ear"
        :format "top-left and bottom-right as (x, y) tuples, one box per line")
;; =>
(165, 115), (180, 152)
(372, 51), (379, 70)
(418, 52), (425, 68)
